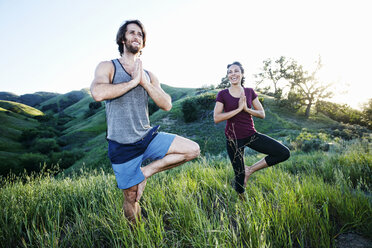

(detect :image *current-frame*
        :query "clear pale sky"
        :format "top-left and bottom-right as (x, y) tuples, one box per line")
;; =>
(0, 0), (370, 109)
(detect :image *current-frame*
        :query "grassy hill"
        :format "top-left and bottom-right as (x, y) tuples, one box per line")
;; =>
(0, 101), (44, 174)
(0, 85), (371, 246)
(0, 91), (59, 107)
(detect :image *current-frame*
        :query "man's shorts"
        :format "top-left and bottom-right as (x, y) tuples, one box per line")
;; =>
(111, 132), (176, 189)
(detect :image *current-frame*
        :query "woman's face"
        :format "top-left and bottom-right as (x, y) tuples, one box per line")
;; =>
(227, 65), (243, 85)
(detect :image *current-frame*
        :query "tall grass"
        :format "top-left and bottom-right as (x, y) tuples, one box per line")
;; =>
(1, 142), (371, 247)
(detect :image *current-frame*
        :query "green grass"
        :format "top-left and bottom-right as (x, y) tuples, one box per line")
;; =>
(1, 142), (371, 247)
(0, 100), (44, 117)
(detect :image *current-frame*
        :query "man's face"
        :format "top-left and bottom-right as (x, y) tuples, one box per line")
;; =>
(124, 23), (144, 54)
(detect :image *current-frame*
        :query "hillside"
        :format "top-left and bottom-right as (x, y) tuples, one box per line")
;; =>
(0, 91), (59, 107)
(0, 85), (370, 177)
(0, 101), (44, 174)
(0, 85), (371, 247)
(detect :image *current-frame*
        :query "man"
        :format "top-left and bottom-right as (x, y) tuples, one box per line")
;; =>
(90, 20), (200, 223)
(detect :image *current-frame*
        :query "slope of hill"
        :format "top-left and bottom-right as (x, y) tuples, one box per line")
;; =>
(0, 91), (59, 107)
(1, 85), (370, 177)
(0, 101), (44, 174)
(38, 89), (90, 114)
(0, 100), (44, 117)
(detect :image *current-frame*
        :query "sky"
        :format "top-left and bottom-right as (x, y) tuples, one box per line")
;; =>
(0, 0), (371, 109)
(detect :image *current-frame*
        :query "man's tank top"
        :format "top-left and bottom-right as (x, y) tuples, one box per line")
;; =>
(105, 59), (151, 144)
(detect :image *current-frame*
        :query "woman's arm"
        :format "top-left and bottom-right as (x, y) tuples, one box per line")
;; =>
(244, 97), (265, 119)
(213, 95), (245, 123)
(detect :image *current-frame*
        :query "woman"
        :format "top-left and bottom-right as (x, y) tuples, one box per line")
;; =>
(214, 61), (290, 197)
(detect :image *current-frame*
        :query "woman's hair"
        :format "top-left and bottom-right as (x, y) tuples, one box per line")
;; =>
(116, 20), (147, 56)
(227, 61), (245, 86)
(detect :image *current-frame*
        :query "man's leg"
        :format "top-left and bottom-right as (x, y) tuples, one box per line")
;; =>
(136, 135), (200, 201)
(123, 185), (141, 223)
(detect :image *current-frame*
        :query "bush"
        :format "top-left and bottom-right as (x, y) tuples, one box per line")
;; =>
(291, 130), (331, 152)
(41, 103), (58, 113)
(89, 101), (102, 110)
(181, 93), (217, 123)
(19, 153), (48, 172)
(148, 100), (159, 116)
(49, 150), (83, 169)
(182, 98), (198, 122)
(34, 138), (60, 154)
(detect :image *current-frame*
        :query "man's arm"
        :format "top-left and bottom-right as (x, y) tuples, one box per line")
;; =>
(90, 60), (141, 102)
(140, 70), (172, 111)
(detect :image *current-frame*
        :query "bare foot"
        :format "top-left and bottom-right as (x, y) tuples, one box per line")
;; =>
(136, 168), (148, 202)
(244, 165), (254, 187)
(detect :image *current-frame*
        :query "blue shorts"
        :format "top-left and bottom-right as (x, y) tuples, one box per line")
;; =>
(111, 132), (176, 189)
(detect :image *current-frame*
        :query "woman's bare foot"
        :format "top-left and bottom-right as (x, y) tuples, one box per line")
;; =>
(244, 165), (254, 187)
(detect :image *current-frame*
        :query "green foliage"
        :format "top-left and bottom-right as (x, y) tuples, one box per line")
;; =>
(49, 150), (84, 169)
(181, 93), (216, 123)
(217, 76), (230, 89)
(316, 100), (369, 129)
(88, 101), (102, 110)
(148, 99), (159, 116)
(33, 138), (60, 154)
(279, 90), (303, 111)
(361, 98), (372, 129)
(289, 129), (332, 152)
(19, 153), (48, 172)
(181, 98), (198, 122)
(41, 103), (59, 113)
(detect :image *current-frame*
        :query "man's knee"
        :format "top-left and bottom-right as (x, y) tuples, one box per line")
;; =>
(123, 186), (137, 203)
(186, 141), (200, 160)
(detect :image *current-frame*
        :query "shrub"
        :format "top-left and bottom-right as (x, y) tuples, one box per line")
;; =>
(148, 99), (159, 116)
(34, 138), (60, 154)
(49, 150), (83, 169)
(89, 101), (102, 110)
(181, 93), (217, 123)
(41, 103), (58, 113)
(182, 98), (198, 122)
(19, 153), (48, 172)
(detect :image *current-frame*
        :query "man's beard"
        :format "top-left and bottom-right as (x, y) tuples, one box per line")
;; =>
(124, 41), (141, 55)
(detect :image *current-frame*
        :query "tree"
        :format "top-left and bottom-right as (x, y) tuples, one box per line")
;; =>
(362, 98), (372, 129)
(217, 76), (230, 89)
(289, 58), (333, 118)
(255, 56), (295, 97)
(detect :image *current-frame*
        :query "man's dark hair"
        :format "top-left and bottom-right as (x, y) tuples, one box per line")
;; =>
(227, 61), (245, 86)
(116, 20), (146, 56)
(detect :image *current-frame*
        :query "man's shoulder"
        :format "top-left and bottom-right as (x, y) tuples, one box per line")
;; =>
(98, 60), (115, 68)
(96, 60), (115, 73)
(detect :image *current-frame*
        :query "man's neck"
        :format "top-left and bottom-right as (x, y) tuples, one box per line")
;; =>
(121, 51), (139, 65)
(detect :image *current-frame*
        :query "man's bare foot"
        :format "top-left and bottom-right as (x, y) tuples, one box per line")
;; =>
(136, 167), (148, 202)
(244, 165), (254, 187)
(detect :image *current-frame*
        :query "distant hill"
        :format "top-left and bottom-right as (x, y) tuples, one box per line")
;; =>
(0, 91), (60, 107)
(1, 84), (370, 177)
(38, 89), (90, 114)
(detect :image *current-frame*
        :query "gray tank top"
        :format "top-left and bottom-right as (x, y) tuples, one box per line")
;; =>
(105, 59), (151, 144)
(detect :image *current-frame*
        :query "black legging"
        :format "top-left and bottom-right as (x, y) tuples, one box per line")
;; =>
(226, 133), (290, 194)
